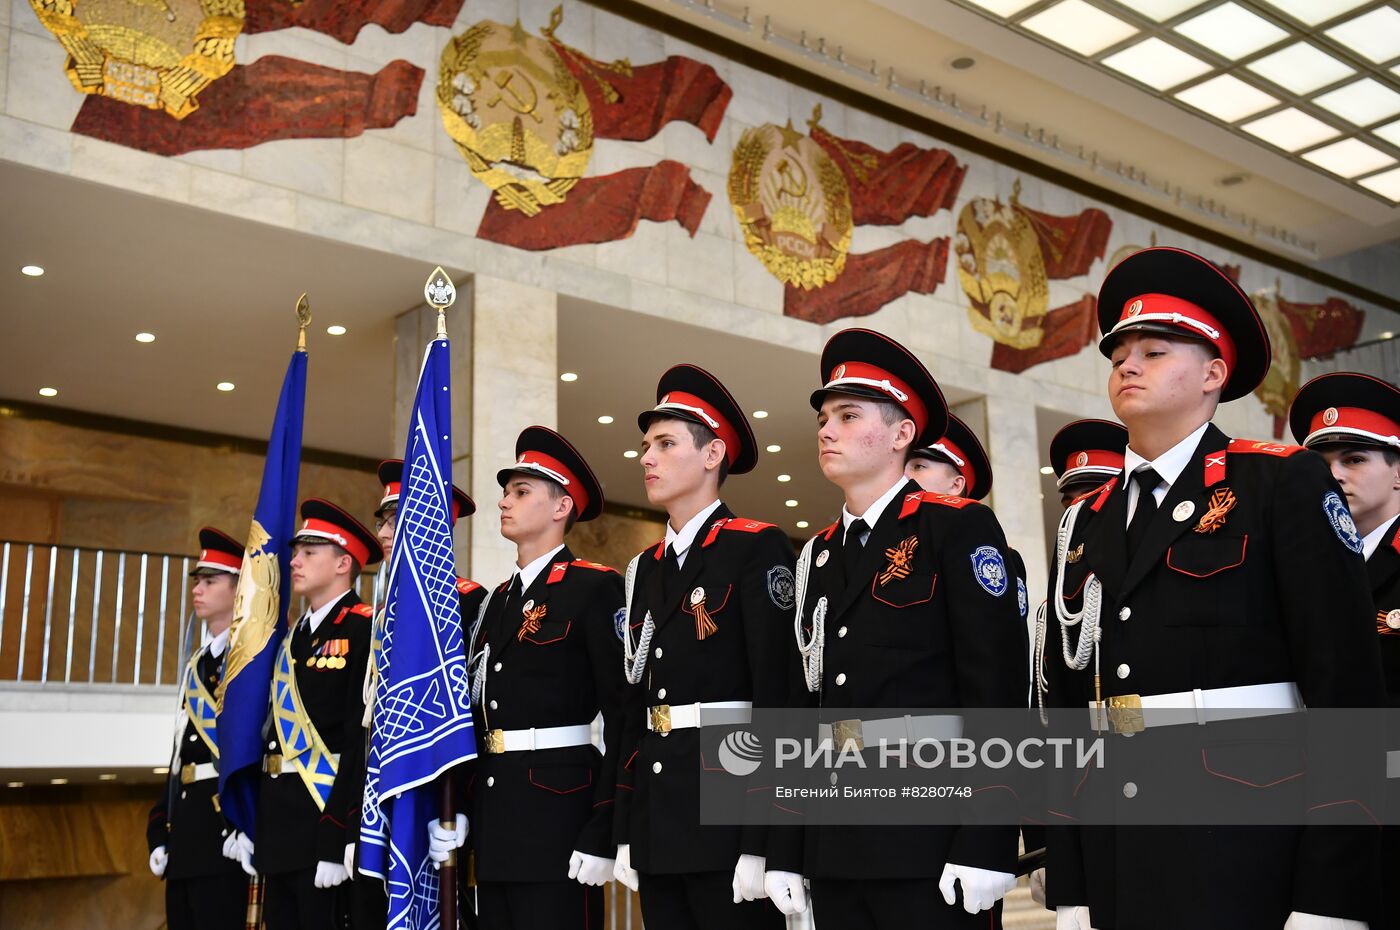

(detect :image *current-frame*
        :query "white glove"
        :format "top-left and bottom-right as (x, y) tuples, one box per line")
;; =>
(221, 831), (239, 861)
(1283, 914), (1369, 930)
(313, 860), (350, 888)
(1057, 905), (1094, 930)
(613, 844), (639, 892)
(568, 850), (616, 886)
(428, 813), (468, 866)
(764, 870), (808, 915)
(1030, 867), (1047, 906)
(939, 862), (1017, 914)
(148, 846), (168, 877)
(731, 854), (768, 903)
(343, 843), (355, 877)
(234, 832), (256, 877)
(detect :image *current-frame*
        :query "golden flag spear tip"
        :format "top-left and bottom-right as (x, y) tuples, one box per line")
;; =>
(295, 293), (312, 352)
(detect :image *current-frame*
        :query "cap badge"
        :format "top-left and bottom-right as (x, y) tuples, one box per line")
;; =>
(1322, 407), (1339, 426)
(832, 363), (847, 380)
(1075, 452), (1089, 468)
(1126, 299), (1143, 318)
(1172, 501), (1195, 523)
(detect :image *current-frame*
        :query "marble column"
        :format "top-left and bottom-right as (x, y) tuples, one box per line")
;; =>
(981, 393), (1049, 612)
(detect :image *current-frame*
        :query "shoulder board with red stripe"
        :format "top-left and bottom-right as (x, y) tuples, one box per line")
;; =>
(570, 559), (617, 574)
(1229, 439), (1305, 457)
(455, 577), (482, 595)
(1070, 477), (1118, 512)
(334, 602), (373, 624)
(898, 490), (976, 519)
(819, 522), (839, 542)
(702, 517), (776, 548)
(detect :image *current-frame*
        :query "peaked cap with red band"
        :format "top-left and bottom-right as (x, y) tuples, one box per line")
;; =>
(190, 526), (243, 577)
(811, 328), (948, 446)
(497, 426), (604, 523)
(375, 458), (476, 522)
(909, 414), (992, 501)
(291, 498), (383, 569)
(1289, 372), (1400, 451)
(1048, 419), (1129, 492)
(1097, 247), (1270, 403)
(638, 364), (758, 475)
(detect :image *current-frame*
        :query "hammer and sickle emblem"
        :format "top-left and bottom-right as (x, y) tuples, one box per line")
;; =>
(488, 69), (542, 122)
(775, 158), (809, 199)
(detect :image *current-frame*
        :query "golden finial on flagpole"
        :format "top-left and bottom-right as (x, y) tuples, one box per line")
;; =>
(294, 293), (312, 352)
(424, 267), (456, 339)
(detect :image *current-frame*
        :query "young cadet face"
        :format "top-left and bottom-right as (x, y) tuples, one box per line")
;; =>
(1319, 446), (1400, 533)
(816, 395), (915, 485)
(375, 504), (396, 555)
(192, 572), (237, 621)
(904, 457), (964, 496)
(1108, 333), (1226, 426)
(498, 474), (571, 544)
(290, 543), (352, 599)
(639, 418), (725, 508)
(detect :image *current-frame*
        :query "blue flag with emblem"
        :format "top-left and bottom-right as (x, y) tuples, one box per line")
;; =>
(359, 332), (476, 930)
(214, 349), (307, 838)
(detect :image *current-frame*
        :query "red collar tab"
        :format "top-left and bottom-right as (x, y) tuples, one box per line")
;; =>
(1306, 406), (1400, 449)
(456, 577), (481, 595)
(1229, 439), (1304, 458)
(655, 391), (743, 468)
(824, 360), (930, 439)
(820, 522), (840, 542)
(1080, 477), (1118, 512)
(513, 450), (589, 518)
(1390, 530), (1400, 558)
(652, 540), (666, 561)
(547, 561), (570, 585)
(298, 517), (371, 568)
(1204, 448), (1228, 488)
(1112, 292), (1236, 383)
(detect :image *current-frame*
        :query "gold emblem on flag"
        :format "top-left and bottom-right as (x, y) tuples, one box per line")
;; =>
(878, 536), (919, 586)
(29, 0), (245, 119)
(1193, 488), (1236, 535)
(218, 520), (278, 712)
(437, 7), (602, 217)
(728, 105), (853, 290)
(954, 181), (1051, 351)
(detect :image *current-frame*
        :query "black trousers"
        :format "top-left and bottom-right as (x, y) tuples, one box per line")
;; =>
(348, 872), (387, 930)
(263, 867), (344, 930)
(476, 879), (601, 930)
(637, 870), (783, 930)
(811, 877), (1004, 930)
(165, 871), (249, 930)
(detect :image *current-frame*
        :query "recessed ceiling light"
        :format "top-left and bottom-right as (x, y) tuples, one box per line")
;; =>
(1358, 166), (1400, 202)
(1039, 465), (1055, 475)
(1241, 107), (1340, 150)
(784, 499), (799, 508)
(1314, 79), (1400, 126)
(1381, 331), (1397, 340)
(796, 520), (810, 529)
(963, 0), (1038, 16)
(135, 332), (156, 343)
(623, 450), (639, 459)
(1022, 0), (1138, 56)
(326, 325), (347, 336)
(5, 782), (21, 788)
(597, 415), (614, 425)
(20, 264), (43, 277)
(1376, 120), (1400, 148)
(216, 382), (236, 392)
(1301, 138), (1395, 178)
(1324, 7), (1400, 63)
(1131, 0), (1206, 22)
(559, 372), (578, 382)
(752, 410), (769, 419)
(1260, 0), (1370, 26)
(1103, 37), (1212, 90)
(50, 778), (68, 785)
(766, 444), (781, 453)
(1217, 173), (1250, 187)
(777, 474), (792, 482)
(99, 773), (117, 781)
(38, 387), (58, 397)
(1246, 42), (1354, 95)
(1175, 3), (1288, 60)
(1175, 74), (1280, 122)
(950, 56), (977, 70)
(152, 766), (169, 774)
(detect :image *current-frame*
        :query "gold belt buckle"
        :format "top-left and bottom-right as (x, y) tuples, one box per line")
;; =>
(650, 704), (672, 735)
(1107, 695), (1144, 735)
(265, 754), (283, 775)
(486, 729), (505, 754)
(832, 718), (865, 752)
(180, 763), (196, 785)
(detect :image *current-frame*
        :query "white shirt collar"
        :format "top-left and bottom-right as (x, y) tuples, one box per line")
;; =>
(207, 627), (230, 659)
(842, 478), (908, 541)
(1122, 421), (1211, 490)
(514, 543), (568, 592)
(665, 499), (724, 566)
(305, 589), (353, 634)
(1363, 513), (1400, 561)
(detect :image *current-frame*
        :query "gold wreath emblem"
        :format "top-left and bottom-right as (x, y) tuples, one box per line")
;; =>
(728, 106), (853, 290)
(437, 9), (595, 217)
(954, 180), (1051, 351)
(879, 536), (919, 586)
(218, 519), (276, 711)
(30, 0), (245, 119)
(1250, 287), (1301, 420)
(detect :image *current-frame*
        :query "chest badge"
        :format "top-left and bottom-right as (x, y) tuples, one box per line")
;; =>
(686, 586), (718, 641)
(815, 549), (830, 568)
(1380, 609), (1400, 633)
(879, 536), (920, 586)
(1172, 501), (1195, 523)
(1193, 488), (1236, 535)
(1065, 543), (1083, 564)
(517, 601), (548, 641)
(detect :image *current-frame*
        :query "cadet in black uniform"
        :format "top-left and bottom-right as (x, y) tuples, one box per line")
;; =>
(345, 459), (484, 929)
(610, 364), (795, 929)
(255, 499), (382, 930)
(1041, 248), (1385, 930)
(147, 527), (250, 930)
(462, 426), (624, 930)
(765, 329), (1027, 928)
(1290, 372), (1400, 930)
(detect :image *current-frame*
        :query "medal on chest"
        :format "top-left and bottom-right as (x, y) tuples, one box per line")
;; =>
(686, 585), (718, 640)
(879, 536), (919, 586)
(517, 600), (548, 641)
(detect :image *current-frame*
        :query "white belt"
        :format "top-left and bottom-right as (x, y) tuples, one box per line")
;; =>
(180, 762), (218, 784)
(818, 714), (964, 751)
(648, 701), (752, 734)
(1089, 681), (1302, 734)
(484, 723), (593, 754)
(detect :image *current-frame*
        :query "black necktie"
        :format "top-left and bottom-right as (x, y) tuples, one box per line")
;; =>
(662, 545), (680, 602)
(843, 519), (868, 585)
(502, 574), (522, 615)
(1126, 467), (1163, 561)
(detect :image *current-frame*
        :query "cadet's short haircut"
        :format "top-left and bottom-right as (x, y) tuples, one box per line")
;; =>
(544, 480), (580, 532)
(679, 419), (731, 487)
(329, 543), (362, 584)
(1329, 443), (1400, 467)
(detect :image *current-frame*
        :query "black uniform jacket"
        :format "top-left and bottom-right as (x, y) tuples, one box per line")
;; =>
(613, 505), (800, 875)
(1370, 517), (1400, 703)
(1041, 425), (1385, 929)
(466, 546), (625, 883)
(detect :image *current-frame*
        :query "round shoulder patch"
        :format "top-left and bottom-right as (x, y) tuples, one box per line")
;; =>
(1017, 577), (1028, 619)
(613, 607), (627, 641)
(767, 565), (795, 611)
(970, 546), (1008, 598)
(1323, 491), (1363, 555)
